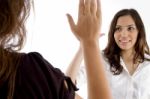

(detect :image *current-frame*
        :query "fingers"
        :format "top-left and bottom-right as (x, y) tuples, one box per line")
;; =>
(90, 0), (97, 15)
(83, 0), (100, 17)
(99, 33), (105, 37)
(66, 14), (76, 33)
(79, 0), (84, 16)
(84, 0), (90, 15)
(96, 0), (101, 18)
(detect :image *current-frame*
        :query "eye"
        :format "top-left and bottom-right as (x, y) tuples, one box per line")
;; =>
(115, 27), (122, 32)
(127, 26), (136, 31)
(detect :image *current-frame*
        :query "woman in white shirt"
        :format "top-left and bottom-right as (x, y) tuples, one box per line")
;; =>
(66, 9), (150, 99)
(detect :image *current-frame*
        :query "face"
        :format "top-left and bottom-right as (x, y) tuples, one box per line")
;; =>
(114, 15), (138, 52)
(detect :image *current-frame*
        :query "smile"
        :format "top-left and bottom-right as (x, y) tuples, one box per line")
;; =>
(119, 40), (131, 45)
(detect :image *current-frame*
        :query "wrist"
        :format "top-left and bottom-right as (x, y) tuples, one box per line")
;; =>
(81, 39), (99, 48)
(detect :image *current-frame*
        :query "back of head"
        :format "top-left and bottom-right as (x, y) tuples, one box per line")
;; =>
(0, 0), (31, 51)
(0, 0), (32, 99)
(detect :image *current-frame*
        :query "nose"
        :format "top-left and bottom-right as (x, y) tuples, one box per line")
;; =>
(120, 29), (128, 37)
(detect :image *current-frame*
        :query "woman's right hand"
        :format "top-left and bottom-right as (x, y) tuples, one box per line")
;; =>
(66, 0), (101, 42)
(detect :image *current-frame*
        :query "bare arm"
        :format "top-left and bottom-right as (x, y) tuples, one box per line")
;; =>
(81, 40), (111, 99)
(67, 0), (112, 98)
(66, 46), (83, 84)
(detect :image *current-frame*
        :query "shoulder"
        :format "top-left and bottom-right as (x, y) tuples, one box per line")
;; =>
(18, 52), (64, 83)
(21, 52), (60, 70)
(14, 52), (77, 99)
(142, 54), (150, 66)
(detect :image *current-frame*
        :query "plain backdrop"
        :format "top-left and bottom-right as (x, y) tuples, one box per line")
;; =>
(23, 0), (150, 73)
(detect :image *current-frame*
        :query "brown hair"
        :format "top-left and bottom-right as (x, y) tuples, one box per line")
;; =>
(103, 9), (150, 75)
(0, 0), (32, 98)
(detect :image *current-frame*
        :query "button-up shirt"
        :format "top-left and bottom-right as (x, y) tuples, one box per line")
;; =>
(105, 56), (150, 99)
(77, 54), (150, 99)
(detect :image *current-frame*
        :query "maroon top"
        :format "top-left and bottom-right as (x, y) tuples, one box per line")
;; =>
(0, 52), (78, 99)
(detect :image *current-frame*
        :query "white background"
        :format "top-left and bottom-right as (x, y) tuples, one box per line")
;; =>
(23, 0), (150, 73)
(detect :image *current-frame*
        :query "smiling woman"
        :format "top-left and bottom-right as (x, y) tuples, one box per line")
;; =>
(22, 0), (150, 98)
(23, 0), (150, 72)
(113, 15), (139, 53)
(66, 8), (150, 99)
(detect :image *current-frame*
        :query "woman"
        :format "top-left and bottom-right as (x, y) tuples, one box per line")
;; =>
(0, 0), (112, 99)
(103, 8), (150, 99)
(67, 9), (150, 99)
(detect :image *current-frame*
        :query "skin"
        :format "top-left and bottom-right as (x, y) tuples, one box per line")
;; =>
(66, 7), (150, 99)
(114, 15), (138, 52)
(67, 0), (112, 99)
(114, 15), (139, 75)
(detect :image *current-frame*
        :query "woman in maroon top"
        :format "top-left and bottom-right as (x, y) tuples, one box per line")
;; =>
(0, 0), (112, 99)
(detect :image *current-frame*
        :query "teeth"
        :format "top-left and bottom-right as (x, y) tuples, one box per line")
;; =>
(119, 40), (128, 43)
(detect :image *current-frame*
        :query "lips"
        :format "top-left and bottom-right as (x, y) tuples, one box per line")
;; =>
(119, 40), (131, 46)
(119, 40), (128, 43)
(119, 39), (131, 42)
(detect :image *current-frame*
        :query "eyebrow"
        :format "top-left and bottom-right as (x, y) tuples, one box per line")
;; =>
(116, 24), (136, 27)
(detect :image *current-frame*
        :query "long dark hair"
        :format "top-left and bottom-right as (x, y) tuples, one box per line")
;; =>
(0, 0), (32, 98)
(103, 9), (150, 75)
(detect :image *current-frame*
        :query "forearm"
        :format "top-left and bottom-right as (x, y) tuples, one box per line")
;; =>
(66, 45), (83, 84)
(81, 40), (112, 99)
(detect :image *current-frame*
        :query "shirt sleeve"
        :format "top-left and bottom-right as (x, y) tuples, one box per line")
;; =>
(14, 52), (78, 99)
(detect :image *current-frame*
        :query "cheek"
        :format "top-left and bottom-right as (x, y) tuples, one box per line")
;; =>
(114, 33), (119, 42)
(132, 33), (138, 42)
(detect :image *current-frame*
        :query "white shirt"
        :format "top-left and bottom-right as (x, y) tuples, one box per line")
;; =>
(77, 54), (150, 99)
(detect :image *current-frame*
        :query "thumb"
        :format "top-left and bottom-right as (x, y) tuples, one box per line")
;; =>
(66, 14), (76, 33)
(99, 33), (105, 38)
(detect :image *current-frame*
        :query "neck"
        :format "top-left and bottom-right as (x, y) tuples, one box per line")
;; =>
(121, 49), (135, 62)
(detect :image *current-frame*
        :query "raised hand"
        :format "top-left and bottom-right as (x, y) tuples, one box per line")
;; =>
(67, 0), (101, 42)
